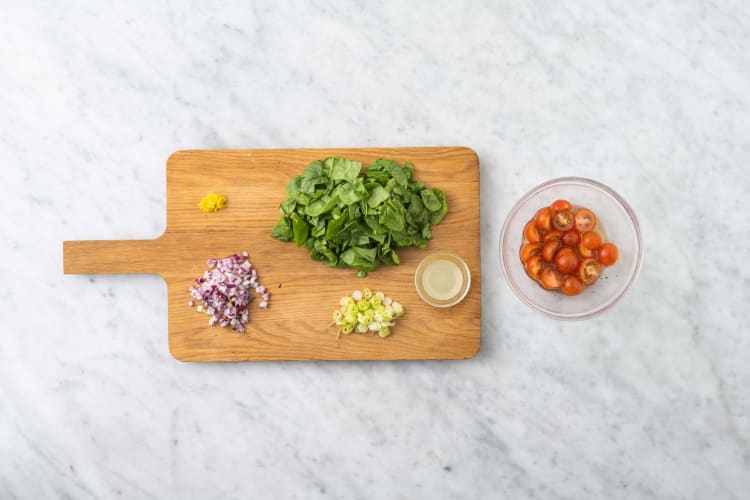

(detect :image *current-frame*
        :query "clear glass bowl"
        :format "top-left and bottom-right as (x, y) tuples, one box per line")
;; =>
(499, 177), (643, 320)
(414, 251), (471, 308)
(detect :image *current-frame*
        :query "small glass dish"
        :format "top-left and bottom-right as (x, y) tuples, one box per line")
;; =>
(414, 251), (471, 308)
(499, 177), (643, 320)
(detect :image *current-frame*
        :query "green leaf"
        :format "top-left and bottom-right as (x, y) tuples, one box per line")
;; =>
(369, 232), (386, 244)
(339, 248), (356, 267)
(354, 234), (370, 246)
(408, 180), (425, 193)
(365, 216), (387, 234)
(389, 249), (401, 265)
(406, 197), (428, 225)
(325, 213), (347, 240)
(300, 176), (325, 194)
(380, 199), (405, 232)
(302, 160), (323, 179)
(326, 157), (362, 182)
(373, 159), (407, 187)
(357, 261), (378, 272)
(429, 188), (448, 224)
(364, 164), (390, 184)
(271, 217), (293, 241)
(367, 185), (390, 208)
(420, 188), (443, 211)
(403, 161), (414, 181)
(335, 183), (363, 205)
(354, 246), (377, 262)
(291, 213), (310, 246)
(279, 198), (296, 215)
(271, 156), (449, 275)
(320, 248), (338, 265)
(293, 191), (311, 206)
(380, 247), (400, 265)
(305, 195), (337, 217)
(311, 222), (327, 238)
(286, 176), (302, 196)
(391, 231), (413, 247)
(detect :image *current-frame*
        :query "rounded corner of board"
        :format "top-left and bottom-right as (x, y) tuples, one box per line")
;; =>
(460, 338), (482, 360)
(457, 147), (480, 166)
(167, 342), (190, 363)
(166, 149), (189, 166)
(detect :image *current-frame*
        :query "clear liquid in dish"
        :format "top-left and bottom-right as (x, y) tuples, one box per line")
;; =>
(415, 252), (470, 307)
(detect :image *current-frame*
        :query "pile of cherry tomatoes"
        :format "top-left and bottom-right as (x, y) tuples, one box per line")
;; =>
(520, 199), (619, 296)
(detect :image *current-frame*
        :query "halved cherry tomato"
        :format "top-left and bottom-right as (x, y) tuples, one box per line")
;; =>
(598, 242), (619, 266)
(578, 242), (594, 258)
(581, 231), (602, 250)
(543, 230), (562, 242)
(542, 240), (560, 262)
(554, 247), (579, 274)
(540, 267), (563, 290)
(551, 199), (572, 212)
(522, 201), (617, 295)
(534, 207), (552, 232)
(552, 209), (574, 231)
(574, 208), (597, 232)
(561, 275), (584, 296)
(561, 229), (580, 247)
(520, 242), (542, 263)
(579, 258), (602, 285)
(525, 255), (544, 280)
(524, 220), (543, 243)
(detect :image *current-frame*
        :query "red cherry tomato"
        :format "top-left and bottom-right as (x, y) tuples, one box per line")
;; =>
(574, 208), (597, 232)
(581, 231), (602, 250)
(554, 247), (579, 274)
(578, 242), (594, 258)
(525, 255), (544, 280)
(520, 242), (542, 263)
(551, 199), (572, 212)
(524, 220), (542, 243)
(534, 207), (552, 232)
(522, 201), (618, 296)
(561, 229), (580, 247)
(561, 275), (585, 296)
(543, 230), (563, 242)
(579, 258), (602, 285)
(542, 240), (560, 262)
(598, 243), (619, 266)
(540, 267), (563, 290)
(552, 210), (575, 231)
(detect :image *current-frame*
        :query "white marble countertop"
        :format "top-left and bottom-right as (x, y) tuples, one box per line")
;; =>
(3, 1), (749, 498)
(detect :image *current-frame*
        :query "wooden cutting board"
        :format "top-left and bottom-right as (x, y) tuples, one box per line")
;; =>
(63, 147), (481, 361)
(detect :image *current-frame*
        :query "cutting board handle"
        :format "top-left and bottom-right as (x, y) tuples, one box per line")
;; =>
(63, 239), (165, 275)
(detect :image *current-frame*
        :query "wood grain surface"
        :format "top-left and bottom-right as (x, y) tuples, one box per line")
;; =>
(63, 147), (481, 361)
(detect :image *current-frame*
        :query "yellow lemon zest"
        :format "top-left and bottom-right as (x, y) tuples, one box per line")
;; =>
(199, 192), (227, 214)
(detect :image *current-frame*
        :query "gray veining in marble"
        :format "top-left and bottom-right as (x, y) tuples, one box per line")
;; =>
(2, 1), (749, 498)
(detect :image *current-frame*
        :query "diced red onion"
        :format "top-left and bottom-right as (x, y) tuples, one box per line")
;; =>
(187, 252), (270, 332)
